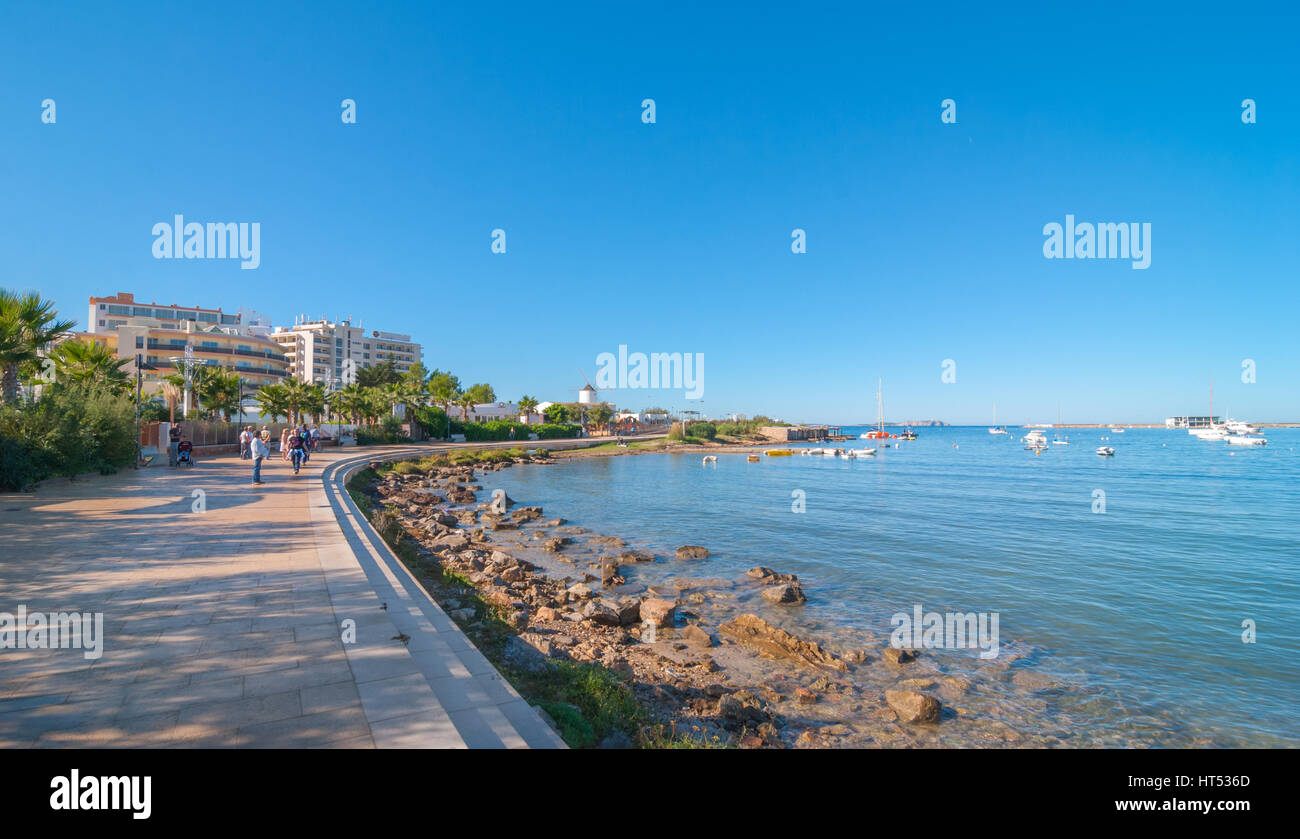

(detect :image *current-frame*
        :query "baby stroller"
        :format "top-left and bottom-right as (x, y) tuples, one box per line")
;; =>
(176, 440), (195, 467)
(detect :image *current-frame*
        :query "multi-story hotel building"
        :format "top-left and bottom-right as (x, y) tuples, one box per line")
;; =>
(75, 292), (290, 391)
(269, 318), (422, 384)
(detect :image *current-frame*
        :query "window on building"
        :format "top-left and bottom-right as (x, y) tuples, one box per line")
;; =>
(135, 337), (144, 349)
(107, 305), (130, 316)
(198, 312), (217, 322)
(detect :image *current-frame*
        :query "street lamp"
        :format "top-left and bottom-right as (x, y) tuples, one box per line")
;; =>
(168, 344), (197, 419)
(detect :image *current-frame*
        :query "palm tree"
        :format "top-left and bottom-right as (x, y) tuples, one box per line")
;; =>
(255, 383), (290, 424)
(330, 383), (369, 425)
(301, 383), (326, 424)
(199, 368), (242, 421)
(48, 339), (132, 393)
(455, 389), (477, 421)
(518, 394), (539, 424)
(281, 378), (314, 425)
(0, 289), (76, 404)
(428, 369), (461, 417)
(159, 381), (183, 424)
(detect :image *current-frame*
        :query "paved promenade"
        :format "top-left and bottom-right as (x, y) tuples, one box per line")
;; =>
(0, 440), (589, 748)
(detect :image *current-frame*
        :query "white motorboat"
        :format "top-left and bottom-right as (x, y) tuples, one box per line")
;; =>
(845, 447), (876, 458)
(1051, 438), (1070, 445)
(1225, 434), (1267, 447)
(702, 455), (718, 464)
(1023, 430), (1048, 449)
(1226, 419), (1259, 435)
(1191, 427), (1228, 441)
(1096, 446), (1115, 456)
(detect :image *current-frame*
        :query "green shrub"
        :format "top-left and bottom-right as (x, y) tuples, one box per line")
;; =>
(462, 420), (532, 442)
(0, 382), (138, 490)
(686, 421), (716, 440)
(411, 405), (450, 438)
(533, 423), (580, 440)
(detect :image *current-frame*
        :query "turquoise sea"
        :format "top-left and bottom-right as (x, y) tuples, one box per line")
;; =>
(486, 426), (1300, 747)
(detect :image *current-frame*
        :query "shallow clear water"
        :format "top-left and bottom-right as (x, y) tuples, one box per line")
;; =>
(486, 427), (1300, 747)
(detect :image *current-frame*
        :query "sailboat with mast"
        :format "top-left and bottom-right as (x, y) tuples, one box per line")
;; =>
(863, 377), (892, 439)
(1052, 403), (1070, 445)
(988, 403), (1008, 435)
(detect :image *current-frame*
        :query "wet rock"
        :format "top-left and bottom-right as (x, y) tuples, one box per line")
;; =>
(681, 624), (714, 649)
(761, 583), (806, 605)
(619, 550), (655, 563)
(794, 687), (818, 705)
(675, 545), (711, 560)
(719, 614), (847, 672)
(747, 566), (798, 584)
(884, 689), (942, 724)
(639, 597), (677, 628)
(543, 537), (570, 552)
(882, 646), (918, 665)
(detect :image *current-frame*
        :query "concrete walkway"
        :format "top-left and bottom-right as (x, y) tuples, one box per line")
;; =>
(0, 442), (577, 748)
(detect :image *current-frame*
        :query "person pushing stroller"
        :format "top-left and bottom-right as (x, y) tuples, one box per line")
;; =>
(287, 429), (306, 475)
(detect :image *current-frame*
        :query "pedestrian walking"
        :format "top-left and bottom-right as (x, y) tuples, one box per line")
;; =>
(310, 424), (320, 452)
(168, 422), (182, 467)
(239, 426), (252, 460)
(280, 427), (291, 460)
(250, 433), (269, 484)
(288, 429), (306, 474)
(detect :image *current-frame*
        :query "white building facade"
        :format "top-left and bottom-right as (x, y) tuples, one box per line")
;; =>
(270, 318), (422, 384)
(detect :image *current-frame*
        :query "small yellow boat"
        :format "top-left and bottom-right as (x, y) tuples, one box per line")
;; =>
(765, 449), (794, 456)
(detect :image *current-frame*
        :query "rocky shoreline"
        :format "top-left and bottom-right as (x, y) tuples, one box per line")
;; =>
(354, 447), (1183, 749)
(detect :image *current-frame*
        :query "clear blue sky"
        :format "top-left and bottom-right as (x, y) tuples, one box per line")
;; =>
(2, 2), (1296, 424)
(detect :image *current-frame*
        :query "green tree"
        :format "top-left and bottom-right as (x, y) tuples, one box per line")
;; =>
(428, 369), (461, 417)
(543, 403), (572, 424)
(588, 403), (614, 431)
(356, 360), (399, 388)
(518, 394), (539, 423)
(0, 289), (76, 404)
(48, 340), (131, 394)
(255, 383), (290, 423)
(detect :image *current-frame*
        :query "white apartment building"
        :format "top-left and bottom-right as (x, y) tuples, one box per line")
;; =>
(270, 317), (423, 384)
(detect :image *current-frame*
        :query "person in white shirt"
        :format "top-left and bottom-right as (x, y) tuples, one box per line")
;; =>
(250, 434), (269, 484)
(239, 427), (252, 460)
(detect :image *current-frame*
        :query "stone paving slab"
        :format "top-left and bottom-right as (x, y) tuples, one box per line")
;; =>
(0, 441), (571, 748)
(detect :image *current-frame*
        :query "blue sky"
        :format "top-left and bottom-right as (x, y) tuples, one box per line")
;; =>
(2, 1), (1297, 424)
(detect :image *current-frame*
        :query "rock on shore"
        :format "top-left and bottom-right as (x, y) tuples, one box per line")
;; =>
(719, 614), (846, 672)
(884, 689), (942, 724)
(675, 545), (710, 560)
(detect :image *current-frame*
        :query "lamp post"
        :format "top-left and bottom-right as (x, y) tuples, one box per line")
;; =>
(169, 345), (197, 419)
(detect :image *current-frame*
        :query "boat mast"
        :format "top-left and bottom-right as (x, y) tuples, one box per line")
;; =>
(877, 377), (884, 433)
